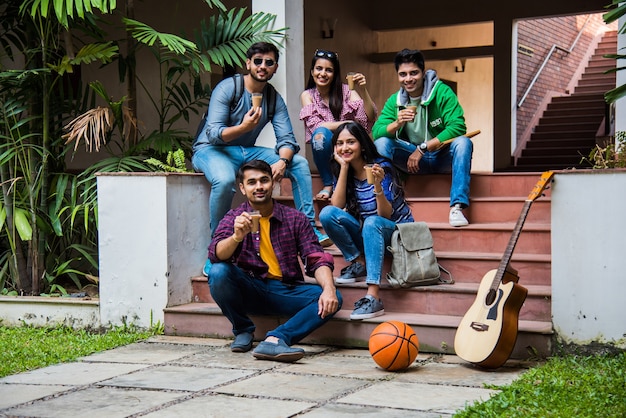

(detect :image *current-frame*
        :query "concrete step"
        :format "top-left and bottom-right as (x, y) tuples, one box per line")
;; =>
(163, 302), (553, 360)
(191, 268), (552, 318)
(172, 172), (555, 358)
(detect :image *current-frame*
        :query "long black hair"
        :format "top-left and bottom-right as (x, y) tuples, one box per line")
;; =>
(330, 122), (405, 218)
(305, 49), (343, 121)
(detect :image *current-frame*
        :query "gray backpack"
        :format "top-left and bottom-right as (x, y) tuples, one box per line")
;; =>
(386, 222), (454, 288)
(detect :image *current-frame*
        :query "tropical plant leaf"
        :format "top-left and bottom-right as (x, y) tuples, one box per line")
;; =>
(123, 18), (198, 55)
(193, 8), (287, 69)
(605, 83), (626, 103)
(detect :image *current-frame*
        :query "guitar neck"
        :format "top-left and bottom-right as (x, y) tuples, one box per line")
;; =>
(492, 200), (532, 289)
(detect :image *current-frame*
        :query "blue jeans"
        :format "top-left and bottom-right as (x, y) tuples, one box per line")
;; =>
(309, 127), (334, 187)
(209, 262), (343, 345)
(375, 136), (473, 207)
(192, 145), (316, 235)
(319, 205), (396, 285)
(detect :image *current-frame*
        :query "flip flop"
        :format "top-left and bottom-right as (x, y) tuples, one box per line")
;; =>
(315, 189), (332, 200)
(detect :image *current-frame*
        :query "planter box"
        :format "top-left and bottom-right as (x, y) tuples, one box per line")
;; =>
(551, 169), (626, 349)
(96, 172), (211, 329)
(0, 296), (99, 329)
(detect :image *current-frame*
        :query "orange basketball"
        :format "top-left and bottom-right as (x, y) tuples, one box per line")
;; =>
(368, 321), (419, 371)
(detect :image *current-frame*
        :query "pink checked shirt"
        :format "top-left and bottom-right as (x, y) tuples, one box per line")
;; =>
(299, 84), (375, 142)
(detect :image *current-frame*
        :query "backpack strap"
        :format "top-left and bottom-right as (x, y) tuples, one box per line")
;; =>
(230, 74), (244, 112)
(265, 83), (276, 120)
(438, 264), (454, 284)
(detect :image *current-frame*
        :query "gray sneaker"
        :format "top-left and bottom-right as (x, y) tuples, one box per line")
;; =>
(350, 295), (384, 320)
(335, 261), (366, 284)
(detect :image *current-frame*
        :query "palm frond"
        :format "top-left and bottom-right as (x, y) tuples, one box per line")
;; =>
(123, 18), (198, 55)
(194, 8), (287, 69)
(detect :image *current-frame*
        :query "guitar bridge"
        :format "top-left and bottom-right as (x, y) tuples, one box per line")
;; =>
(470, 322), (489, 332)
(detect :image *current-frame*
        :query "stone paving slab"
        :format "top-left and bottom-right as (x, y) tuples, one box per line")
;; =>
(142, 394), (315, 417)
(0, 384), (67, 409)
(0, 336), (532, 417)
(0, 361), (149, 386)
(337, 380), (498, 415)
(101, 364), (256, 391)
(215, 371), (368, 402)
(5, 386), (183, 418)
(81, 341), (207, 364)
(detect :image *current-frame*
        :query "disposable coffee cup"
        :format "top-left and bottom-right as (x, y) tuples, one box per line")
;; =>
(249, 211), (262, 233)
(364, 164), (375, 184)
(251, 93), (263, 109)
(406, 105), (417, 120)
(346, 72), (356, 90)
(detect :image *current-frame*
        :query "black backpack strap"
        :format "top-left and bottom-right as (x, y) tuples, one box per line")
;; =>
(194, 74), (244, 141)
(230, 74), (244, 112)
(265, 83), (277, 120)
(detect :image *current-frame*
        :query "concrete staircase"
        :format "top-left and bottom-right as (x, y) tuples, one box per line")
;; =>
(513, 30), (617, 171)
(164, 172), (554, 360)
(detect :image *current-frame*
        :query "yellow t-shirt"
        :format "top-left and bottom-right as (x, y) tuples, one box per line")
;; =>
(259, 216), (282, 279)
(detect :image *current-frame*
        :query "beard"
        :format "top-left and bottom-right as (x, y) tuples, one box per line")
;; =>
(250, 69), (274, 83)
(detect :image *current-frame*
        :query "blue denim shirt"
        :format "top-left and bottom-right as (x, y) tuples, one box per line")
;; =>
(193, 75), (300, 155)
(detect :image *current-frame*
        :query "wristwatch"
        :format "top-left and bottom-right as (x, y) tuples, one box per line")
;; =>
(419, 142), (428, 153)
(279, 157), (291, 167)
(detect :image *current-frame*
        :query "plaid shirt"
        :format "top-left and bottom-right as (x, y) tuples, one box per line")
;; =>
(299, 84), (375, 141)
(208, 201), (333, 283)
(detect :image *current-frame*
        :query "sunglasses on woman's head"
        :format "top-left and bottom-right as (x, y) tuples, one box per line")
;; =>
(315, 49), (338, 60)
(253, 58), (276, 67)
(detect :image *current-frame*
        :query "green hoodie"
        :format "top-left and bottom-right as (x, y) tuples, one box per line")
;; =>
(372, 69), (466, 143)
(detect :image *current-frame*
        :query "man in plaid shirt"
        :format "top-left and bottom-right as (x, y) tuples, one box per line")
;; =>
(208, 160), (342, 362)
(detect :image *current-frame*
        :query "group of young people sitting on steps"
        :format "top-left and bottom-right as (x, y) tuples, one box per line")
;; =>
(191, 42), (473, 363)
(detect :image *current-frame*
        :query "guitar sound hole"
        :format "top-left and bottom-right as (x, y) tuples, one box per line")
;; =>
(485, 289), (496, 305)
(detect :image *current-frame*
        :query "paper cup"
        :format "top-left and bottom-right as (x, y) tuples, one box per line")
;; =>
(249, 211), (262, 233)
(252, 93), (263, 109)
(346, 72), (356, 90)
(364, 164), (375, 184)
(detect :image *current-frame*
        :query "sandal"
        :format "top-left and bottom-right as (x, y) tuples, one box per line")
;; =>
(315, 188), (332, 200)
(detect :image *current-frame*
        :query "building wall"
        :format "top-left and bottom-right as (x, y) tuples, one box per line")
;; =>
(515, 14), (609, 146)
(59, 2), (617, 173)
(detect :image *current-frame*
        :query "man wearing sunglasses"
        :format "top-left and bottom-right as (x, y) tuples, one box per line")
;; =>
(193, 42), (330, 277)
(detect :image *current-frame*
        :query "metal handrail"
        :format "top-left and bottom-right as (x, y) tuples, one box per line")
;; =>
(517, 15), (592, 108)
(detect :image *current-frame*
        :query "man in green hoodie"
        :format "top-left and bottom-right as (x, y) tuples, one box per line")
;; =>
(372, 49), (473, 227)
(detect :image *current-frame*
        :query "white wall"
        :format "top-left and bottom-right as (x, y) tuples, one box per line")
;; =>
(551, 171), (626, 348)
(97, 173), (211, 328)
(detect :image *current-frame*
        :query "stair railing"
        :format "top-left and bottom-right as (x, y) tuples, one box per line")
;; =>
(517, 14), (592, 108)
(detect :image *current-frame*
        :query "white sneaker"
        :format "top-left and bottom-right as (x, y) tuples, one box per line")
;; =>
(449, 204), (469, 227)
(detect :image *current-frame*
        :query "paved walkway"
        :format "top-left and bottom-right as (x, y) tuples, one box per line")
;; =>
(0, 335), (532, 417)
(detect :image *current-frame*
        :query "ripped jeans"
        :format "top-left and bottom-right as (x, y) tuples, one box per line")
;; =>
(310, 126), (334, 187)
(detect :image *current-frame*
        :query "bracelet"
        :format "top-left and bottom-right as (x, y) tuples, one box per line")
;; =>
(279, 157), (290, 167)
(416, 147), (424, 155)
(373, 189), (383, 196)
(231, 234), (243, 243)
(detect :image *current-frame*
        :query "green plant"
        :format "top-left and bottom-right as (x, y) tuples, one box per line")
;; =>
(145, 149), (192, 173)
(603, 0), (626, 103)
(580, 133), (626, 168)
(1, 0), (286, 296)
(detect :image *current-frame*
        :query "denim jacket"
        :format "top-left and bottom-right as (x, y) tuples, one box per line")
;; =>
(192, 75), (300, 155)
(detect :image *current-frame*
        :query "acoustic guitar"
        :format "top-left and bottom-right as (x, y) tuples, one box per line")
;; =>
(454, 171), (554, 369)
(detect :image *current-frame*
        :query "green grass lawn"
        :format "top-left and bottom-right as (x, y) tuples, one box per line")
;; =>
(0, 324), (159, 378)
(454, 352), (626, 417)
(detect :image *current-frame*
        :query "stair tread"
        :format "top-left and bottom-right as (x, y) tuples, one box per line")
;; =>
(165, 302), (553, 334)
